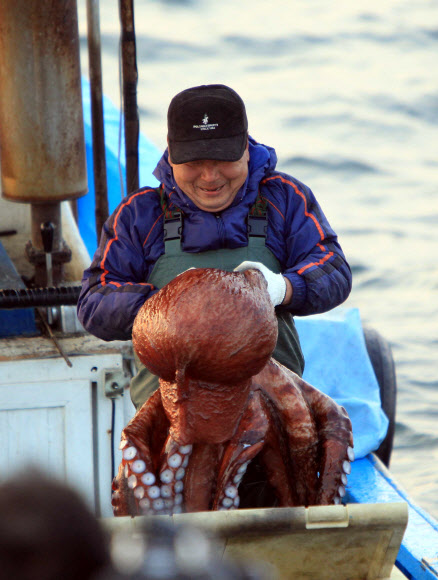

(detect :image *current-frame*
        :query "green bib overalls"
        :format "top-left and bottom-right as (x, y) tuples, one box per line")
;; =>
(130, 202), (304, 410)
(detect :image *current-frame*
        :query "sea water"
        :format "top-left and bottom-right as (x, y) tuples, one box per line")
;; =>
(78, 0), (438, 518)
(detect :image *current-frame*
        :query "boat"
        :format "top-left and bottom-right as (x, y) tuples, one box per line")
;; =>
(0, 3), (437, 579)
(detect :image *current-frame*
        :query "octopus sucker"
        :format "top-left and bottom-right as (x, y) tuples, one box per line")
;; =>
(112, 268), (354, 516)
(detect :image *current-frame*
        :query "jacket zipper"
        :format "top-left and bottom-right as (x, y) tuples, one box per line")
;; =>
(215, 213), (226, 245)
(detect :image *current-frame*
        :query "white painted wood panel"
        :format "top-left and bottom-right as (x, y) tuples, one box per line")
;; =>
(0, 351), (133, 516)
(0, 377), (95, 508)
(3, 405), (66, 479)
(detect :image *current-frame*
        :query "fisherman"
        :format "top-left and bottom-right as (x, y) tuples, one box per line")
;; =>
(77, 84), (352, 409)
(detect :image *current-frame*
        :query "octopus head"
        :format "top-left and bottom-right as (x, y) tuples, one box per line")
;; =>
(132, 267), (278, 385)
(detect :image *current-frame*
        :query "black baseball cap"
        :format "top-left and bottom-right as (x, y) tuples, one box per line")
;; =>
(167, 84), (248, 164)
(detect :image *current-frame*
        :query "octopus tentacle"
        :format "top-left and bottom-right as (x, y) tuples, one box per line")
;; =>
(111, 390), (171, 516)
(156, 437), (193, 514)
(111, 462), (136, 516)
(213, 390), (270, 511)
(257, 401), (302, 506)
(112, 435), (195, 515)
(112, 437), (160, 516)
(317, 436), (354, 505)
(183, 443), (224, 512)
(255, 361), (320, 505)
(285, 369), (354, 504)
(121, 389), (169, 464)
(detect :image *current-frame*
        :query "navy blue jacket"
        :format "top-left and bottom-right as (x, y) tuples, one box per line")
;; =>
(77, 138), (352, 341)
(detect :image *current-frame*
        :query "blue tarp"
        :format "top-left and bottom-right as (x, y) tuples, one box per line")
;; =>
(0, 242), (37, 337)
(78, 78), (161, 258)
(296, 308), (389, 459)
(80, 79), (388, 460)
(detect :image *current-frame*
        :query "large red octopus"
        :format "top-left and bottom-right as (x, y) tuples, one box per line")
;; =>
(111, 268), (354, 516)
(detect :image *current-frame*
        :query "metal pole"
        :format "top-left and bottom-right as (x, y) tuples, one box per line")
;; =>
(119, 0), (139, 194)
(86, 0), (109, 240)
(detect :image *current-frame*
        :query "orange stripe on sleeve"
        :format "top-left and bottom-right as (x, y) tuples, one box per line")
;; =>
(262, 175), (325, 239)
(107, 280), (152, 288)
(297, 251), (334, 275)
(100, 189), (156, 287)
(263, 175), (334, 276)
(143, 212), (164, 247)
(261, 196), (285, 220)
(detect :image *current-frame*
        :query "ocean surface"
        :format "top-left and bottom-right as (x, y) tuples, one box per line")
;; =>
(78, 0), (438, 517)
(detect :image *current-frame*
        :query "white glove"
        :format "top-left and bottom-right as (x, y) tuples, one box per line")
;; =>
(175, 267), (195, 278)
(234, 261), (286, 306)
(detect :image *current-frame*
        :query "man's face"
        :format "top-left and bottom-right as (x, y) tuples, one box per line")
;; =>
(168, 143), (249, 213)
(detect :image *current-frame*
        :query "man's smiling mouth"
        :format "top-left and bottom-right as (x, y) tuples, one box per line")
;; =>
(198, 185), (225, 193)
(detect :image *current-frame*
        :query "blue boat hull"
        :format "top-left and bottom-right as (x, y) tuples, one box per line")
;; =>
(348, 455), (438, 579)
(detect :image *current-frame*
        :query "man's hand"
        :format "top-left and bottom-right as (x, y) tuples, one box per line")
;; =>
(234, 261), (289, 306)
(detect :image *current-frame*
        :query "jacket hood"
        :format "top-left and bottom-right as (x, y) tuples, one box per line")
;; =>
(152, 136), (278, 211)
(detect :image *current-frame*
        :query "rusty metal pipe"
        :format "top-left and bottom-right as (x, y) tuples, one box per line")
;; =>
(0, 0), (87, 203)
(86, 0), (109, 240)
